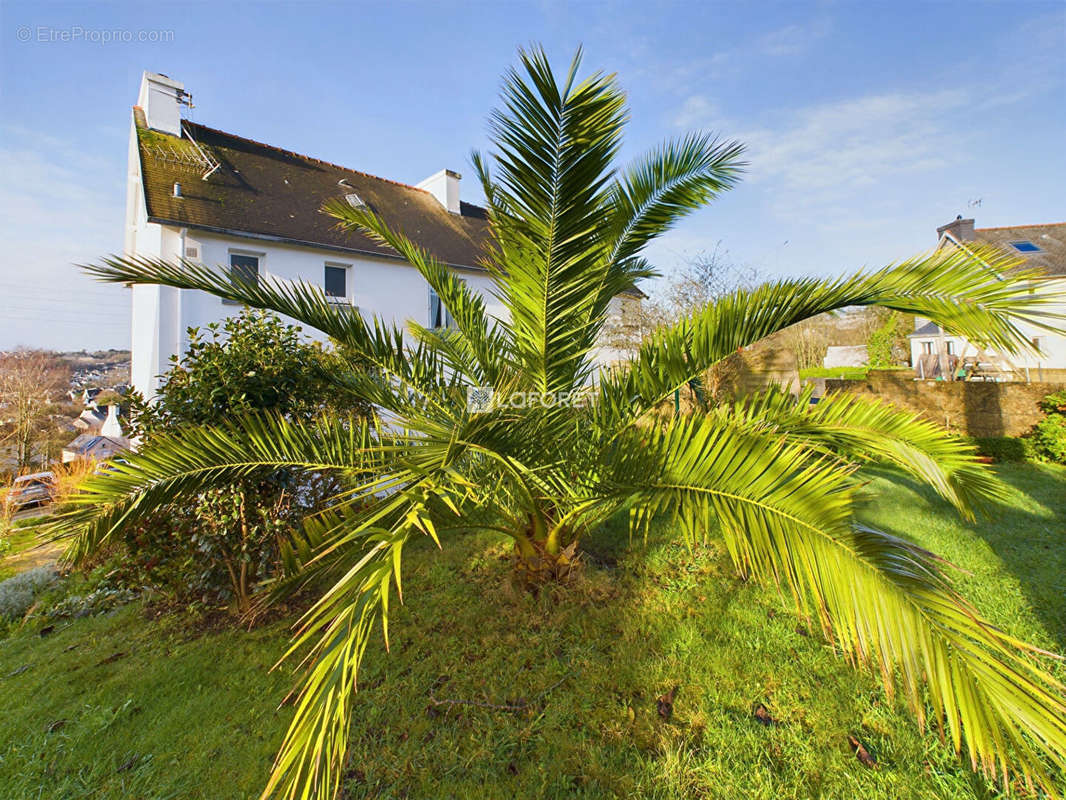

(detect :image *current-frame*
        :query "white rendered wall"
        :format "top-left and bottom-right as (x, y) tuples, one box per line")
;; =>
(908, 280), (1066, 376)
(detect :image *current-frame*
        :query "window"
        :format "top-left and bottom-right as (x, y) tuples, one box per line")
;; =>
(921, 341), (934, 354)
(1032, 336), (1045, 351)
(946, 341), (955, 355)
(1010, 241), (1041, 253)
(324, 264), (348, 299)
(224, 253), (260, 305)
(428, 287), (455, 329)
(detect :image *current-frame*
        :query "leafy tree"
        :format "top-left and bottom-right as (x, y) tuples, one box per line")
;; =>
(59, 49), (1065, 799)
(123, 309), (356, 613)
(866, 309), (912, 367)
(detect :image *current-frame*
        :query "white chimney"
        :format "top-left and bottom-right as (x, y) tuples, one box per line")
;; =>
(100, 404), (124, 439)
(137, 71), (186, 137)
(417, 169), (462, 214)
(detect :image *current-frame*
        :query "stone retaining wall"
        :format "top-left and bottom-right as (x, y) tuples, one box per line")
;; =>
(823, 370), (1063, 437)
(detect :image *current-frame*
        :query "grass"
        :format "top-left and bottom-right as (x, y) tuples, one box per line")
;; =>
(0, 465), (1062, 800)
(0, 520), (48, 581)
(799, 366), (913, 380)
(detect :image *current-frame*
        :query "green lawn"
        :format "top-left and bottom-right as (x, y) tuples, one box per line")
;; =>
(0, 520), (49, 581)
(0, 465), (1062, 800)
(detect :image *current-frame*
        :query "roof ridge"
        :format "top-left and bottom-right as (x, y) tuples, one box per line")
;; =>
(178, 117), (430, 194)
(975, 222), (1066, 232)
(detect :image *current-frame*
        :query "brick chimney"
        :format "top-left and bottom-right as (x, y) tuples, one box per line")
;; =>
(417, 169), (462, 214)
(137, 71), (187, 137)
(937, 215), (975, 242)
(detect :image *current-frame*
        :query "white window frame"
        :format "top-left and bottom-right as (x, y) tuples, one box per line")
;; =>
(324, 261), (352, 304)
(921, 341), (934, 355)
(223, 247), (264, 305)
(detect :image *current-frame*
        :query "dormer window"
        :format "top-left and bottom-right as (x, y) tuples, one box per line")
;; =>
(1009, 241), (1041, 253)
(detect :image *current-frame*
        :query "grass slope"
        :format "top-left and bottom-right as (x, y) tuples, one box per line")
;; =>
(0, 465), (1062, 800)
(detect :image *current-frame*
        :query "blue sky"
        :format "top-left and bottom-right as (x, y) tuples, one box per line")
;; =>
(1, 0), (1063, 350)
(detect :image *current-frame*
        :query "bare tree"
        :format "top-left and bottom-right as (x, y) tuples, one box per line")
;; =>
(0, 349), (69, 472)
(602, 243), (760, 403)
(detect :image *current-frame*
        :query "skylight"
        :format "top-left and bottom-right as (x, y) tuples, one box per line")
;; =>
(1010, 240), (1041, 253)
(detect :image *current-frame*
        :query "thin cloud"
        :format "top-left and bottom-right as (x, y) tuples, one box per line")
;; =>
(757, 19), (831, 57)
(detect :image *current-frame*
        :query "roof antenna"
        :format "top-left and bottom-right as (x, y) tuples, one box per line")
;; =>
(181, 120), (222, 181)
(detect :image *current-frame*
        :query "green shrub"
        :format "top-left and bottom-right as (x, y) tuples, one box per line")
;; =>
(970, 436), (1032, 463)
(1038, 390), (1066, 416)
(0, 566), (59, 619)
(1032, 415), (1066, 464)
(116, 309), (358, 615)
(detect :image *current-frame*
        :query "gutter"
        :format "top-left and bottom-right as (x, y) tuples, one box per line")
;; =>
(147, 216), (491, 274)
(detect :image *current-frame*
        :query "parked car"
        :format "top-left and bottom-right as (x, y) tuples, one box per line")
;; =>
(4, 471), (56, 511)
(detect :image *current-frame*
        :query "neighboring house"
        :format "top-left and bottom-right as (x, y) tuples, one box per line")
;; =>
(908, 217), (1066, 380)
(126, 72), (641, 400)
(62, 435), (129, 464)
(62, 404), (129, 463)
(72, 404), (108, 433)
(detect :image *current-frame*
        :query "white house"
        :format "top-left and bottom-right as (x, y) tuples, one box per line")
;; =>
(62, 404), (129, 463)
(908, 217), (1066, 381)
(125, 72), (640, 401)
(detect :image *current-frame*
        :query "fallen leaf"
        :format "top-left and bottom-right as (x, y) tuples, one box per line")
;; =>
(848, 734), (877, 768)
(117, 755), (139, 772)
(753, 703), (776, 726)
(656, 686), (678, 721)
(46, 719), (66, 733)
(39, 625), (55, 637)
(5, 665), (31, 678)
(96, 652), (127, 666)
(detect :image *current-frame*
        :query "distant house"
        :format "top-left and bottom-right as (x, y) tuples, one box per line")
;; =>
(62, 435), (129, 464)
(72, 405), (108, 433)
(908, 217), (1066, 380)
(125, 72), (641, 400)
(62, 405), (129, 463)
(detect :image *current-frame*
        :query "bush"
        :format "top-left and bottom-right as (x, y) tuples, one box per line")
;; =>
(1038, 390), (1066, 417)
(1032, 415), (1066, 464)
(0, 566), (59, 619)
(970, 436), (1034, 463)
(115, 309), (360, 615)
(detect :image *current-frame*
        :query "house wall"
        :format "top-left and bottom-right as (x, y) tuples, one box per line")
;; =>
(825, 369), (1065, 437)
(131, 226), (509, 400)
(907, 277), (1066, 373)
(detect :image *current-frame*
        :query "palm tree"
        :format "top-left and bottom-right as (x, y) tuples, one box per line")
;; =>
(60, 48), (1065, 799)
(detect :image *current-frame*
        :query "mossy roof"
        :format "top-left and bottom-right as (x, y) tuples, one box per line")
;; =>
(133, 107), (490, 269)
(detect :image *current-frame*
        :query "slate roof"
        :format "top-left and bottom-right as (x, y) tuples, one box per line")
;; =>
(134, 108), (491, 269)
(907, 320), (941, 338)
(970, 223), (1066, 278)
(63, 434), (128, 454)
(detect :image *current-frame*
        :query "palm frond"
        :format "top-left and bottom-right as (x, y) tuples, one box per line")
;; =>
(324, 199), (511, 385)
(50, 413), (383, 564)
(595, 416), (1066, 791)
(600, 245), (1065, 423)
(713, 386), (1006, 519)
(607, 133), (746, 265)
(482, 45), (628, 393)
